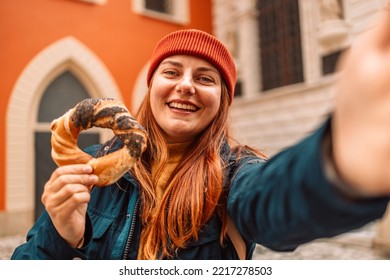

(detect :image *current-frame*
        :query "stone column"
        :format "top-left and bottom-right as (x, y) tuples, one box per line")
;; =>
(234, 0), (261, 98)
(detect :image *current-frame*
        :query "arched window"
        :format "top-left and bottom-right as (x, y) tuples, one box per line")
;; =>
(34, 71), (100, 219)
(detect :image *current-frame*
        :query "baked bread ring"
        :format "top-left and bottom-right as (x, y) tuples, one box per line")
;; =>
(50, 98), (147, 186)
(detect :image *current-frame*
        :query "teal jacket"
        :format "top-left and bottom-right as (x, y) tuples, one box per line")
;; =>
(11, 119), (390, 259)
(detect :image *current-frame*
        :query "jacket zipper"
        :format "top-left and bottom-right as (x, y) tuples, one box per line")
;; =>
(122, 199), (139, 260)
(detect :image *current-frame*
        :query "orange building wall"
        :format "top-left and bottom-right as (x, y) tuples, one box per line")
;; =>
(0, 0), (212, 211)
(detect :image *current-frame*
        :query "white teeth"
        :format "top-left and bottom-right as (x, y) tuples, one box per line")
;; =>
(169, 102), (197, 111)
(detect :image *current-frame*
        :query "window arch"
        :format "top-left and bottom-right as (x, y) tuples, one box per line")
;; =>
(6, 37), (121, 227)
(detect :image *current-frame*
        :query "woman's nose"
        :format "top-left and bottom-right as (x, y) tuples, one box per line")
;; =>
(175, 74), (195, 95)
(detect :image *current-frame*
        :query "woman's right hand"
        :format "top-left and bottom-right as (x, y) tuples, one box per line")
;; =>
(41, 164), (99, 248)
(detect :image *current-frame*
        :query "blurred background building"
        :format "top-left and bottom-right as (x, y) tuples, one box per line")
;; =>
(0, 0), (389, 254)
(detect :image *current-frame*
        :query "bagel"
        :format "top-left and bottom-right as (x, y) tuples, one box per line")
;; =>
(50, 98), (147, 186)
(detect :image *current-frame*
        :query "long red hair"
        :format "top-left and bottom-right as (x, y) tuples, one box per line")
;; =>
(132, 82), (231, 259)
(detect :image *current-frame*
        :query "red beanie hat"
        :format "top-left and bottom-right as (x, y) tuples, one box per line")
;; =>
(147, 29), (236, 104)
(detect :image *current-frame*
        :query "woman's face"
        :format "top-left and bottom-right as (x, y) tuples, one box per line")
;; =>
(150, 55), (222, 143)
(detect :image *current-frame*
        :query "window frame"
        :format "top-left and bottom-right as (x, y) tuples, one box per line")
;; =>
(132, 0), (189, 25)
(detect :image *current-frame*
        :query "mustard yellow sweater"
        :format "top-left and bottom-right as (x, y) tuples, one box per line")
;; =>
(137, 142), (191, 259)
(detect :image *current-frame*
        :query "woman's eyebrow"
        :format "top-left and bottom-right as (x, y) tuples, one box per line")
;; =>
(160, 60), (183, 67)
(196, 66), (219, 75)
(160, 60), (220, 76)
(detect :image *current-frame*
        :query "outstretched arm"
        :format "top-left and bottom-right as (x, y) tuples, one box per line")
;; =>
(228, 8), (390, 251)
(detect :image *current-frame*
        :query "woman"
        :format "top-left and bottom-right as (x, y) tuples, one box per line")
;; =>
(12, 11), (390, 259)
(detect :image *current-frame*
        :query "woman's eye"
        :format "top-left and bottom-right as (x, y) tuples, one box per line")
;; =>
(198, 76), (214, 83)
(163, 70), (178, 76)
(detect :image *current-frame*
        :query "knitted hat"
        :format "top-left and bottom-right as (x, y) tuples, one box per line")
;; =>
(147, 29), (236, 104)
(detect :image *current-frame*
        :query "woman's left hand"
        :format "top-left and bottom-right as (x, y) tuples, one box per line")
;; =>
(332, 7), (390, 196)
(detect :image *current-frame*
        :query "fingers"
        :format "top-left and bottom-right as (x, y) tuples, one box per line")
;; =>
(47, 164), (98, 190)
(42, 164), (99, 210)
(49, 164), (94, 180)
(43, 183), (90, 208)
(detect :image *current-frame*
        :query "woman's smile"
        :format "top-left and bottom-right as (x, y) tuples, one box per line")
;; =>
(167, 100), (200, 113)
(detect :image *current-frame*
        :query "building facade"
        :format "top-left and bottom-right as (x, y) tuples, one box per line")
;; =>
(215, 0), (387, 154)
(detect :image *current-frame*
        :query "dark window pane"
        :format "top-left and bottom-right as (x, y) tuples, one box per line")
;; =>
(257, 0), (304, 91)
(322, 49), (344, 75)
(38, 71), (90, 122)
(145, 0), (171, 14)
(234, 80), (243, 98)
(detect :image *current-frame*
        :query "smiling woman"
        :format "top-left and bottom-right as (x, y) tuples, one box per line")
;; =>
(11, 23), (390, 260)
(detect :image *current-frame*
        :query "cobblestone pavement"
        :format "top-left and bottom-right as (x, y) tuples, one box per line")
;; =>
(254, 223), (389, 260)
(1, 224), (388, 260)
(0, 234), (25, 260)
(253, 239), (386, 260)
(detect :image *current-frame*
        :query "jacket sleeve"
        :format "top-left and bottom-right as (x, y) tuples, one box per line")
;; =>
(227, 118), (390, 252)
(11, 211), (92, 260)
